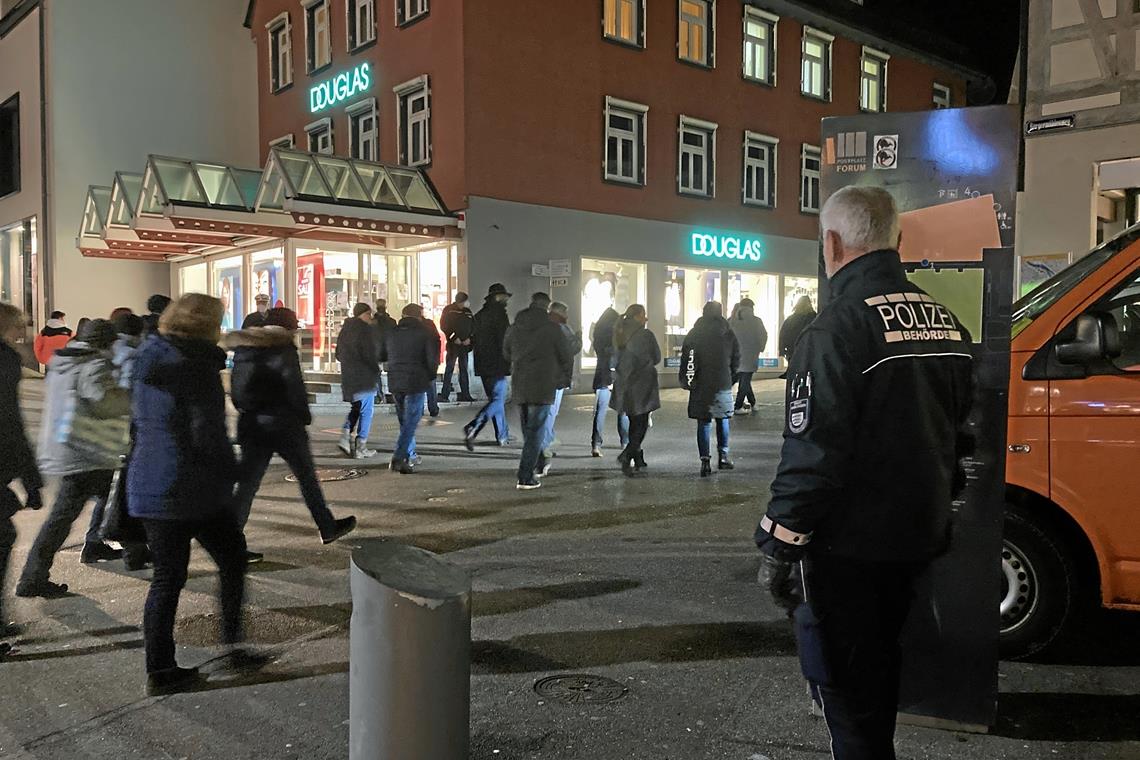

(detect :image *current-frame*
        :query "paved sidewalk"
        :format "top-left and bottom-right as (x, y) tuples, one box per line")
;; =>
(2, 379), (1138, 759)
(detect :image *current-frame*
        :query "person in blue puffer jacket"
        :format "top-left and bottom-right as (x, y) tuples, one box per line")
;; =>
(127, 293), (261, 696)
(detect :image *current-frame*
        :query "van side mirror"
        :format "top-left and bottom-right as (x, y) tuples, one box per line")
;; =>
(1055, 313), (1122, 365)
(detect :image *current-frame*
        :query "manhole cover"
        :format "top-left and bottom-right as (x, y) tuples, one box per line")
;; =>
(287, 468), (368, 483)
(534, 674), (628, 705)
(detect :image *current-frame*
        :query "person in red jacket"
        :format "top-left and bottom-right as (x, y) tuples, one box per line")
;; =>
(34, 311), (72, 366)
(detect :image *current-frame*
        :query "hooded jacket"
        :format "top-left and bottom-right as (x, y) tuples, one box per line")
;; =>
(473, 295), (511, 378)
(38, 342), (131, 475)
(127, 335), (236, 521)
(731, 306), (768, 372)
(1, 340), (42, 503)
(380, 316), (440, 394)
(590, 307), (620, 390)
(504, 305), (574, 404)
(610, 317), (661, 416)
(34, 320), (72, 366)
(680, 316), (741, 420)
(226, 327), (312, 428)
(335, 316), (380, 400)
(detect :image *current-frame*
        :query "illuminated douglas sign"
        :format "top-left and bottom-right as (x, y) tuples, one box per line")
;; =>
(690, 232), (764, 262)
(310, 63), (372, 113)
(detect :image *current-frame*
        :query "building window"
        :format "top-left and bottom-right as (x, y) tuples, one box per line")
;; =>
(743, 131), (777, 208)
(604, 96), (648, 185)
(396, 0), (428, 26)
(678, 116), (717, 197)
(743, 7), (777, 85)
(801, 144), (821, 214)
(269, 134), (295, 151)
(395, 76), (430, 165)
(267, 14), (293, 92)
(604, 0), (644, 47)
(306, 118), (334, 154)
(303, 0), (332, 73)
(679, 0), (715, 67)
(0, 94), (18, 198)
(933, 82), (952, 109)
(348, 99), (379, 161)
(801, 27), (832, 101)
(347, 0), (376, 50)
(860, 47), (889, 112)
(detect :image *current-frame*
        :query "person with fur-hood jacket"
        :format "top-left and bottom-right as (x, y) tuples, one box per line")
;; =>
(227, 308), (356, 562)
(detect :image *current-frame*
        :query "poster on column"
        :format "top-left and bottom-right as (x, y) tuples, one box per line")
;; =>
(820, 105), (1020, 731)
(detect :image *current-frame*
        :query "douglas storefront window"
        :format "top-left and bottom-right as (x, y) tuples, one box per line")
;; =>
(581, 258), (646, 368)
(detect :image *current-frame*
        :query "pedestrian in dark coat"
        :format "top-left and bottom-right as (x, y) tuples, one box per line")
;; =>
(380, 304), (440, 473)
(504, 293), (573, 488)
(336, 303), (379, 458)
(730, 298), (767, 412)
(779, 296), (816, 369)
(241, 293), (271, 329)
(439, 292), (475, 402)
(588, 306), (628, 456)
(463, 283), (512, 449)
(543, 301), (582, 459)
(0, 303), (43, 647)
(680, 302), (741, 477)
(228, 308), (356, 560)
(127, 294), (258, 696)
(141, 294), (171, 338)
(422, 315), (442, 419)
(611, 305), (660, 477)
(372, 299), (398, 403)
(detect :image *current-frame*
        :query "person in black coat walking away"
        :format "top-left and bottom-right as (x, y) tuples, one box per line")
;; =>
(141, 294), (171, 338)
(373, 299), (398, 403)
(336, 303), (380, 459)
(681, 302), (741, 477)
(589, 306), (629, 457)
(504, 293), (573, 489)
(380, 304), (440, 474)
(779, 296), (816, 372)
(463, 283), (512, 450)
(228, 308), (357, 562)
(438, 292), (475, 402)
(730, 298), (767, 413)
(0, 303), (43, 651)
(611, 305), (660, 478)
(127, 294), (264, 695)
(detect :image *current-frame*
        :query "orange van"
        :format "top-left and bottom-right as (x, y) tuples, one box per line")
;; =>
(1003, 228), (1140, 657)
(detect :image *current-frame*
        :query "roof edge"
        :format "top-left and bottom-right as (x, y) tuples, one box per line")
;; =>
(243, 0), (255, 29)
(0, 0), (39, 39)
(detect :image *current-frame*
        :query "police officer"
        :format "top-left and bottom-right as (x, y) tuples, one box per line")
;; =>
(755, 186), (974, 760)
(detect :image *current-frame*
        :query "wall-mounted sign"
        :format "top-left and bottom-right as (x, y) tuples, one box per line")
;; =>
(1025, 114), (1075, 135)
(550, 277), (569, 288)
(690, 232), (764, 262)
(310, 62), (372, 113)
(549, 259), (572, 277)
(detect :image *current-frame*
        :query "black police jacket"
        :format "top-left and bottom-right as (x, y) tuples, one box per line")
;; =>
(760, 250), (974, 563)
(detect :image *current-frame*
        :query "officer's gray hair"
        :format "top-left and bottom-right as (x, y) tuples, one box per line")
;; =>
(820, 186), (900, 253)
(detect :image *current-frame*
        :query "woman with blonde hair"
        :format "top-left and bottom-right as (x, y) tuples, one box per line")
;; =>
(127, 294), (259, 694)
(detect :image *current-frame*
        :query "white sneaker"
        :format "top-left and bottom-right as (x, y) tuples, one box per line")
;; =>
(354, 438), (377, 459)
(338, 430), (353, 457)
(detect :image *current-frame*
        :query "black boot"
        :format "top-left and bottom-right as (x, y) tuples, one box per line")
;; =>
(81, 542), (123, 564)
(700, 458), (713, 477)
(617, 450), (637, 478)
(321, 516), (358, 544)
(718, 452), (735, 470)
(634, 451), (648, 470)
(146, 666), (203, 696)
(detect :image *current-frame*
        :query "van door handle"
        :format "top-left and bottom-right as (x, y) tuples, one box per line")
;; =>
(1008, 444), (1032, 454)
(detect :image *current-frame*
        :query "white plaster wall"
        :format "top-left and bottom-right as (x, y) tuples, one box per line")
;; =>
(0, 6), (42, 234)
(45, 0), (258, 319)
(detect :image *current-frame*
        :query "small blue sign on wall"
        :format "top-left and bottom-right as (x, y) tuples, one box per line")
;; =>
(758, 358), (780, 368)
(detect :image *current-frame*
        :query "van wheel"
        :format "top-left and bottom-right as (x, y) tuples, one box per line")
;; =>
(999, 504), (1082, 659)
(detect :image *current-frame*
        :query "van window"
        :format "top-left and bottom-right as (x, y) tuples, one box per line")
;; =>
(1092, 268), (1140, 372)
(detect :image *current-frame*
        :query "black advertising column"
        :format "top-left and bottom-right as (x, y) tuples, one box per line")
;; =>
(820, 105), (1020, 731)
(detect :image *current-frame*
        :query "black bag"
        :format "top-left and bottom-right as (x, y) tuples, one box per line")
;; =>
(100, 461), (146, 544)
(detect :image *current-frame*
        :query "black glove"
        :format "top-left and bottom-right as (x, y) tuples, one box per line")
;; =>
(24, 489), (43, 511)
(756, 530), (806, 563)
(758, 554), (803, 615)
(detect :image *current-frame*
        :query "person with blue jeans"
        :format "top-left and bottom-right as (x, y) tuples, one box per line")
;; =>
(382, 304), (440, 473)
(542, 302), (582, 459)
(504, 293), (574, 489)
(335, 303), (381, 459)
(588, 306), (629, 457)
(464, 284), (513, 450)
(679, 301), (740, 477)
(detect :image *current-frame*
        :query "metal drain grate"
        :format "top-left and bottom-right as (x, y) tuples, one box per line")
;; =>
(287, 468), (368, 483)
(534, 674), (629, 705)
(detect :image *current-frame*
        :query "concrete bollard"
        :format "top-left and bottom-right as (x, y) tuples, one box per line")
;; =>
(349, 540), (471, 760)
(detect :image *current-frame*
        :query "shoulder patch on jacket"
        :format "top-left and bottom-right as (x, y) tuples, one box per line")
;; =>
(787, 371), (814, 434)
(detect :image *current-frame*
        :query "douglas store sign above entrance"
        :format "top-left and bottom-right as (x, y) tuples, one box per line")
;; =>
(690, 231), (764, 263)
(310, 62), (372, 113)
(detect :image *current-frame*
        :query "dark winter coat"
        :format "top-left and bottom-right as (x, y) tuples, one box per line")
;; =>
(552, 318), (583, 389)
(779, 308), (817, 363)
(440, 302), (475, 351)
(0, 341), (42, 506)
(127, 335), (237, 521)
(731, 306), (768, 372)
(336, 316), (380, 400)
(590, 307), (620, 390)
(371, 311), (397, 355)
(610, 318), (661, 416)
(504, 305), (573, 405)
(473, 296), (511, 378)
(226, 327), (312, 430)
(141, 313), (162, 338)
(241, 310), (268, 330)
(380, 317), (440, 394)
(680, 316), (741, 419)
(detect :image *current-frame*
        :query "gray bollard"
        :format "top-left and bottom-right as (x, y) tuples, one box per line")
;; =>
(349, 540), (471, 760)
